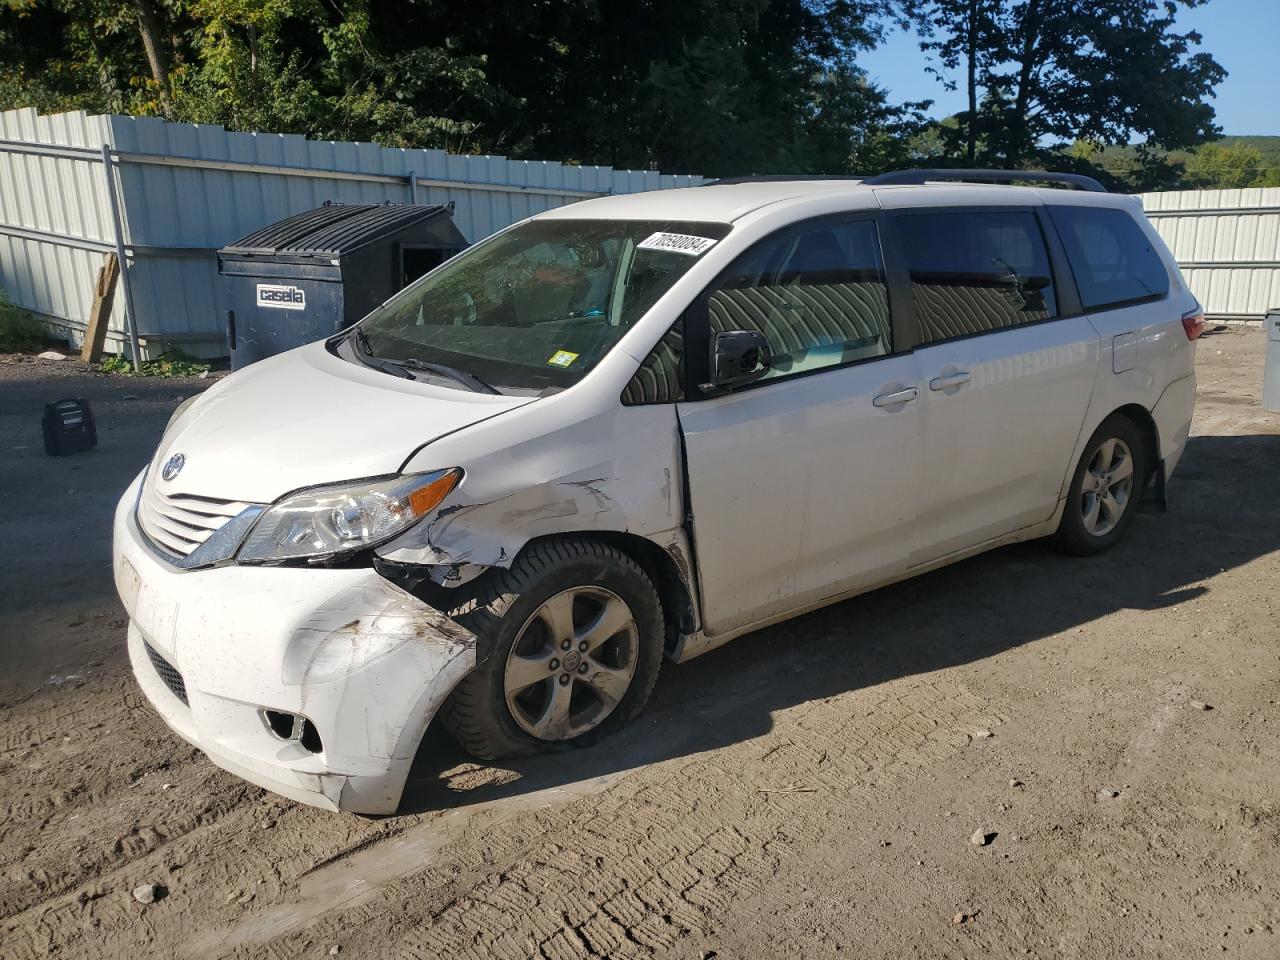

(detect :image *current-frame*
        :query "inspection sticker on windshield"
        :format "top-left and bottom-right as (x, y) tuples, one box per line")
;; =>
(637, 232), (719, 256)
(547, 350), (579, 368)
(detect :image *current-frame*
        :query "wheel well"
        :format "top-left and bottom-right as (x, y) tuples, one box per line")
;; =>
(520, 531), (696, 655)
(1112, 403), (1160, 484)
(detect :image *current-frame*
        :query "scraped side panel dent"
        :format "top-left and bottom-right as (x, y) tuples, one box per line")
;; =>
(382, 404), (687, 576)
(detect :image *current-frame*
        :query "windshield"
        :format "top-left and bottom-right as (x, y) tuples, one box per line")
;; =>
(346, 218), (731, 393)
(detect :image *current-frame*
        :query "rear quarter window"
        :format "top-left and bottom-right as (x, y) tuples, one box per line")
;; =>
(1048, 206), (1170, 311)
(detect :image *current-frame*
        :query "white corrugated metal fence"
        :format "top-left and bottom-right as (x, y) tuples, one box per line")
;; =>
(1139, 187), (1280, 321)
(3, 110), (1276, 362)
(0, 107), (705, 358)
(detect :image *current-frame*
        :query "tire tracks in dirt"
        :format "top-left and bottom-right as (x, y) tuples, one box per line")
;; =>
(225, 676), (1005, 960)
(0, 666), (410, 960)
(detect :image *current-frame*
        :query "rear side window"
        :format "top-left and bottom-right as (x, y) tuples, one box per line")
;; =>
(1048, 206), (1170, 311)
(704, 219), (892, 381)
(897, 210), (1057, 344)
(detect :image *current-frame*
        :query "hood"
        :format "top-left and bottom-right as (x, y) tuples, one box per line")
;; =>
(152, 342), (534, 503)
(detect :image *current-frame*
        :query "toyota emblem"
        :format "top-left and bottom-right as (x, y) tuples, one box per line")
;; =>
(161, 453), (186, 481)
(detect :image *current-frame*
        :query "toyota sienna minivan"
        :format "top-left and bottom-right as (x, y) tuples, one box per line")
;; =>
(113, 170), (1201, 813)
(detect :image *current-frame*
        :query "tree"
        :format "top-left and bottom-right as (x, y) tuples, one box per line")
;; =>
(0, 0), (928, 174)
(1186, 142), (1266, 189)
(382, 0), (928, 175)
(130, 0), (173, 115)
(902, 0), (1226, 186)
(901, 0), (1001, 164)
(0, 0), (187, 116)
(168, 0), (512, 151)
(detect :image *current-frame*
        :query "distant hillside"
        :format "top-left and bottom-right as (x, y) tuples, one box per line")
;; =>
(1090, 136), (1280, 189)
(1219, 135), (1280, 167)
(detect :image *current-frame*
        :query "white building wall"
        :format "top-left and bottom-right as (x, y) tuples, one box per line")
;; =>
(1140, 187), (1280, 320)
(5, 114), (1276, 362)
(0, 107), (705, 357)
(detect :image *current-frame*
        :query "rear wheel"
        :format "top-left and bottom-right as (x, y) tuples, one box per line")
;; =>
(441, 538), (664, 760)
(1053, 414), (1148, 555)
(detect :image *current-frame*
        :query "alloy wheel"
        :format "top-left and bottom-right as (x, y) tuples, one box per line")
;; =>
(1080, 436), (1135, 537)
(503, 586), (639, 740)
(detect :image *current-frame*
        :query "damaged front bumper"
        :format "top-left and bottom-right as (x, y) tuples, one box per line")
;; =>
(112, 472), (476, 814)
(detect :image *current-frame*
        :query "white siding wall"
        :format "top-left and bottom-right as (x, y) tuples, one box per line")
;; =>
(7, 112), (1276, 362)
(0, 110), (127, 341)
(1140, 187), (1280, 321)
(0, 107), (705, 357)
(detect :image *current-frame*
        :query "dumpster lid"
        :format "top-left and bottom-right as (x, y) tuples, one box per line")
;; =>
(221, 203), (458, 258)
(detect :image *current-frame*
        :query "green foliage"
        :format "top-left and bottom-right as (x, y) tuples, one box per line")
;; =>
(1186, 142), (1276, 189)
(0, 291), (50, 352)
(902, 0), (1226, 190)
(1082, 136), (1280, 190)
(100, 351), (210, 377)
(0, 0), (927, 175)
(0, 0), (1234, 185)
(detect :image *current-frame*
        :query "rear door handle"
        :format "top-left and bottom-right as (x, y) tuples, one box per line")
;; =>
(872, 386), (919, 408)
(929, 371), (971, 391)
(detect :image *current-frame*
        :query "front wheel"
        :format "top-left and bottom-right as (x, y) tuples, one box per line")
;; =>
(441, 538), (664, 760)
(1053, 414), (1148, 556)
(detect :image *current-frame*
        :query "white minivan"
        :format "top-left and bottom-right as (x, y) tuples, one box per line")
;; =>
(112, 170), (1201, 813)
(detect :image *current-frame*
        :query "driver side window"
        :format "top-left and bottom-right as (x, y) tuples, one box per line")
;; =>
(706, 219), (892, 381)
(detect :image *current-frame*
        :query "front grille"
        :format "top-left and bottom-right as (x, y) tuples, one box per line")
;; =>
(137, 481), (252, 561)
(143, 640), (189, 706)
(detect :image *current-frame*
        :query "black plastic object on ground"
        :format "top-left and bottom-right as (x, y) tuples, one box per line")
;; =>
(42, 398), (97, 456)
(218, 202), (468, 370)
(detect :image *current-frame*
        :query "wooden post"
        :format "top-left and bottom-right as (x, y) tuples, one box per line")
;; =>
(80, 252), (120, 363)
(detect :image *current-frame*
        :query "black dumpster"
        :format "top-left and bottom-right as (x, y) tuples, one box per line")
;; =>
(218, 202), (467, 370)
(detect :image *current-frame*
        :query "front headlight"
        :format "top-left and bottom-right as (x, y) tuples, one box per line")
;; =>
(236, 469), (461, 563)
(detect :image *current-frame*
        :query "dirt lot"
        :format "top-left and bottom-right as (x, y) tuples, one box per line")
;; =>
(1, 328), (1278, 960)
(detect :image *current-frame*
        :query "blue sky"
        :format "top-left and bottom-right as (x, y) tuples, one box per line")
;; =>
(859, 0), (1280, 136)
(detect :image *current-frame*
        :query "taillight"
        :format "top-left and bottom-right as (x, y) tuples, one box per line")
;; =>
(1182, 307), (1206, 341)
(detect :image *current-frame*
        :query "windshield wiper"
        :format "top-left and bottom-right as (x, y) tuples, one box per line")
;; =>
(396, 357), (501, 395)
(348, 328), (500, 394)
(349, 328), (414, 379)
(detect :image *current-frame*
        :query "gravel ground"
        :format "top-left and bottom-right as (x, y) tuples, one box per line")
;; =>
(1, 329), (1277, 959)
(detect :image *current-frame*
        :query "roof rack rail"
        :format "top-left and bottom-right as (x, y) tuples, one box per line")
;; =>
(863, 168), (1106, 192)
(701, 174), (868, 186)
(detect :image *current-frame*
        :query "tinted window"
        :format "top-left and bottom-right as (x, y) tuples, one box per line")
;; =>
(1049, 206), (1170, 310)
(898, 210), (1057, 344)
(705, 219), (891, 381)
(622, 322), (684, 404)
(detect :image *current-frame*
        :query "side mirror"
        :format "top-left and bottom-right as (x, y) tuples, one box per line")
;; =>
(709, 330), (772, 391)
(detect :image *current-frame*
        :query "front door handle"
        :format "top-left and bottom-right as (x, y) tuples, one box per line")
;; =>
(872, 386), (919, 408)
(929, 370), (971, 391)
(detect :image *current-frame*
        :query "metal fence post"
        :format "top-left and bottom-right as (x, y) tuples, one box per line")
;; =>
(100, 143), (142, 372)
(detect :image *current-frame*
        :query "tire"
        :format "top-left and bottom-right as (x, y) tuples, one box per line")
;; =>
(441, 537), (664, 761)
(1053, 413), (1148, 556)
